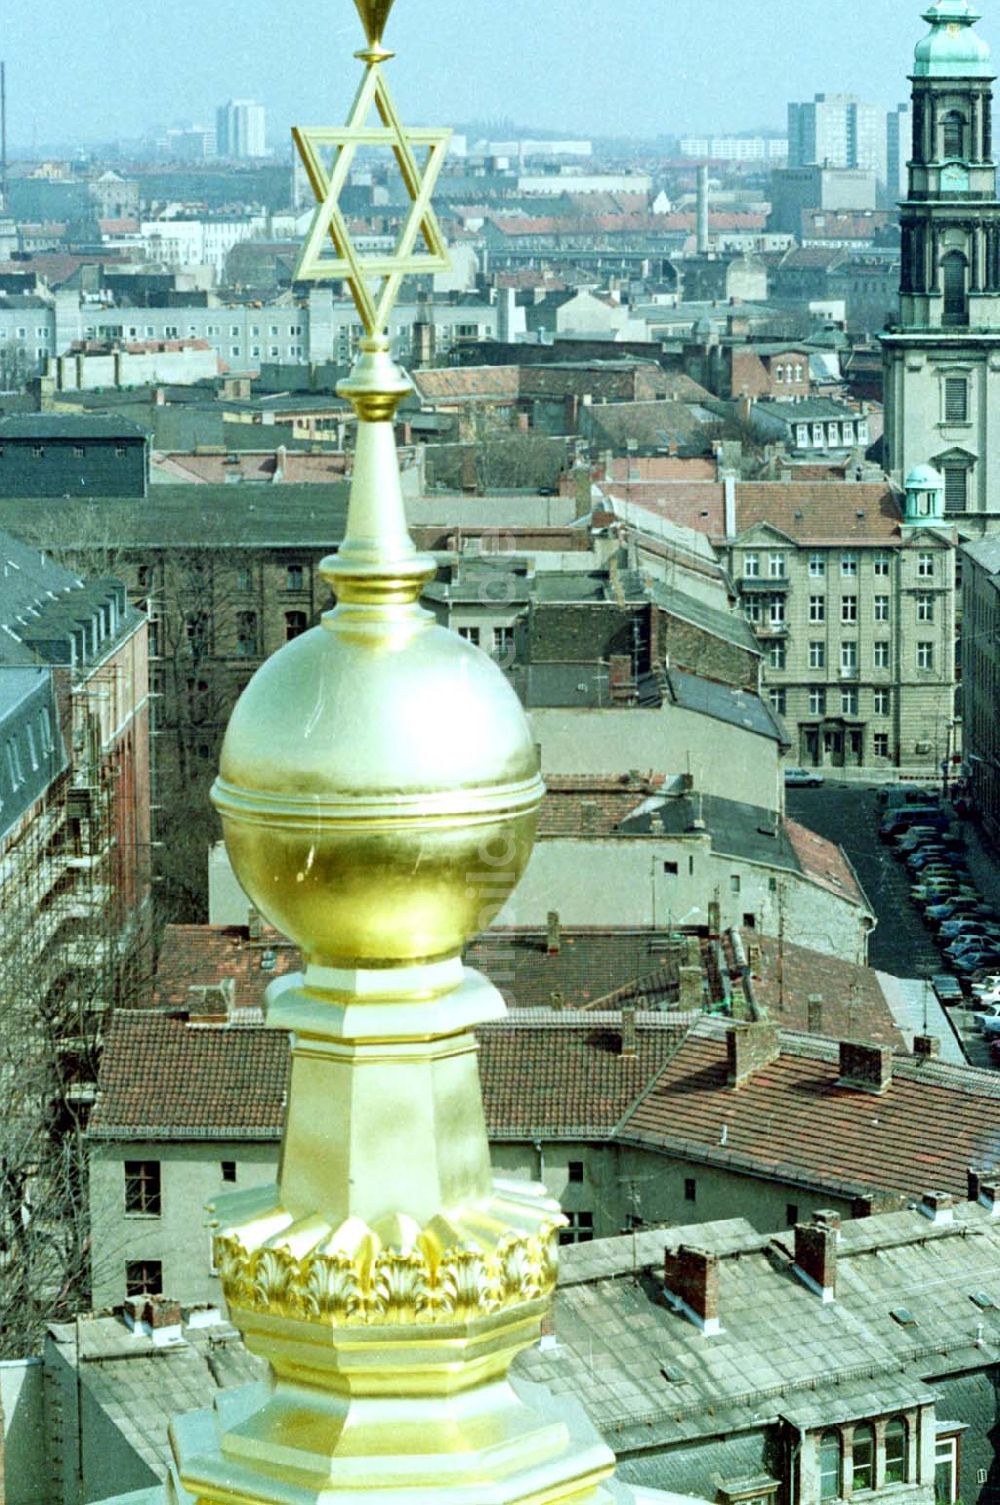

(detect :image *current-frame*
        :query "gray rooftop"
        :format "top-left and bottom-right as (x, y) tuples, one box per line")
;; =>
(0, 412), (149, 441)
(666, 668), (789, 746)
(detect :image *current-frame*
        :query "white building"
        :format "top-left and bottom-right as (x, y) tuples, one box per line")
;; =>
(788, 93), (887, 185)
(216, 99), (267, 160)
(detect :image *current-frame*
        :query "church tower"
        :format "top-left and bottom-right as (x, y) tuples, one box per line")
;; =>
(883, 1), (1000, 529)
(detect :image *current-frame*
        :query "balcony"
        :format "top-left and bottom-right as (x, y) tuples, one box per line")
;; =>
(839, 665), (860, 680)
(754, 622), (789, 638)
(738, 576), (790, 593)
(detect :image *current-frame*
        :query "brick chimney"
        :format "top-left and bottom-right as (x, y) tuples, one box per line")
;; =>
(792, 1211), (839, 1302)
(837, 1041), (892, 1094)
(546, 910), (561, 955)
(663, 1246), (721, 1335)
(919, 1190), (954, 1225)
(248, 906), (263, 941)
(726, 1022), (780, 1087)
(621, 1006), (637, 1059)
(977, 1180), (1000, 1217)
(608, 654), (634, 704)
(913, 1034), (940, 1059)
(968, 1168), (982, 1203)
(807, 994), (823, 1034)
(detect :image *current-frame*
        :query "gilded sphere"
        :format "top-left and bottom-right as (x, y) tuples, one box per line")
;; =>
(212, 606), (543, 968)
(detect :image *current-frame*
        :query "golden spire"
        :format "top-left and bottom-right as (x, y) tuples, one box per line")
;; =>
(170, 6), (616, 1503)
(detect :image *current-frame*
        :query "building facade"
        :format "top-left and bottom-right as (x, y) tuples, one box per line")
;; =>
(960, 534), (1000, 834)
(882, 1), (1000, 526)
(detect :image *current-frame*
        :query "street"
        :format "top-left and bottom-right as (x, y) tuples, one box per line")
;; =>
(786, 783), (1000, 1066)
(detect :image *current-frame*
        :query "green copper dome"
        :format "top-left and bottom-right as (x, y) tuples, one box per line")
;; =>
(914, 1), (992, 78)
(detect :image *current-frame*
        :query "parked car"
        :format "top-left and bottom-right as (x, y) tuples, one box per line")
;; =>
(896, 827), (963, 851)
(879, 785), (940, 809)
(913, 884), (977, 907)
(970, 972), (1000, 997)
(932, 974), (965, 1006)
(979, 1005), (1000, 1036)
(954, 949), (1000, 976)
(989, 1037), (1000, 1064)
(944, 932), (1000, 958)
(939, 917), (998, 940)
(880, 809), (948, 840)
(784, 767), (824, 787)
(927, 899), (991, 922)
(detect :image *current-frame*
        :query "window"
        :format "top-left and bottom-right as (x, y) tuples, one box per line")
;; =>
(6, 740), (23, 788)
(841, 596), (858, 623)
(918, 551), (935, 578)
(730, 875), (741, 894)
(809, 641), (826, 669)
(32, 445), (44, 458)
(882, 1420), (907, 1485)
(810, 596), (826, 623)
(944, 375), (968, 422)
(943, 110), (965, 158)
(236, 610), (259, 658)
(873, 641), (890, 669)
(559, 1210), (594, 1245)
(125, 1160), (161, 1216)
(744, 552), (760, 578)
(819, 1432), (842, 1501)
(769, 688), (787, 715)
(494, 625), (515, 663)
(874, 688), (890, 715)
(768, 597), (785, 627)
(786, 1203), (799, 1227)
(841, 552), (858, 576)
(813, 423), (825, 446)
(286, 563), (304, 591)
(935, 1434), (958, 1505)
(742, 912), (756, 929)
(663, 860), (678, 875)
(458, 626), (480, 645)
(874, 596), (889, 622)
(126, 1260), (163, 1298)
(768, 551), (786, 578)
(221, 1161), (238, 1183)
(852, 1424), (875, 1493)
(567, 1161), (584, 1184)
(775, 363), (785, 383)
(809, 553), (826, 577)
(942, 250), (968, 327)
(841, 642), (858, 672)
(237, 566), (252, 591)
(768, 642), (786, 670)
(137, 564), (153, 589)
(873, 732), (890, 758)
(797, 424), (810, 447)
(285, 610), (308, 641)
(873, 551), (890, 577)
(841, 688), (859, 716)
(917, 641), (934, 670)
(745, 597), (762, 623)
(809, 687), (826, 716)
(794, 363), (804, 382)
(916, 593), (935, 622)
(943, 464), (968, 512)
(684, 1177), (697, 1202)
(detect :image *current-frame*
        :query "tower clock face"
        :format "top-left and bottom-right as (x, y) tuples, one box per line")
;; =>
(941, 162), (970, 194)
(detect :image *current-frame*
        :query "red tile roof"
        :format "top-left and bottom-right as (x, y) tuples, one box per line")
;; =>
(88, 1009), (684, 1141)
(733, 482), (903, 542)
(621, 1020), (1000, 1202)
(784, 818), (862, 902)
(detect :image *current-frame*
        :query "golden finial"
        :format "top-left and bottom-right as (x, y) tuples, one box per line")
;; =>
(179, 6), (616, 1504)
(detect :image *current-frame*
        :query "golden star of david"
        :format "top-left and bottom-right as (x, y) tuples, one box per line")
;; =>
(293, 62), (450, 337)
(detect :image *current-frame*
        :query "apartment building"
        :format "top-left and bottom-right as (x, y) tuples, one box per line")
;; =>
(960, 535), (1000, 837)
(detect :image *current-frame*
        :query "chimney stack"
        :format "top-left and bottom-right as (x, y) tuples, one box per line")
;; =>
(792, 1211), (839, 1302)
(913, 1034), (940, 1059)
(726, 1021), (780, 1087)
(977, 1180), (1000, 1217)
(837, 1041), (892, 1094)
(919, 1190), (954, 1225)
(247, 906), (262, 941)
(807, 994), (823, 1034)
(663, 1246), (720, 1335)
(546, 910), (561, 955)
(678, 965), (703, 1010)
(621, 1006), (637, 1058)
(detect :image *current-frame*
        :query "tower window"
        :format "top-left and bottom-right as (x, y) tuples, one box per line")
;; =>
(943, 463), (969, 512)
(942, 111), (965, 159)
(942, 251), (969, 327)
(944, 376), (968, 422)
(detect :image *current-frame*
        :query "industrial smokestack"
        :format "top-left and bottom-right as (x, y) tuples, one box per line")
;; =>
(696, 165), (709, 256)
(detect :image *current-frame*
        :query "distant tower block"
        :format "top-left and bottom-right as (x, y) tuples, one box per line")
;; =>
(697, 163), (710, 254)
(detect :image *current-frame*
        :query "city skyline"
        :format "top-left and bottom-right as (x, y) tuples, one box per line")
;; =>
(7, 0), (992, 152)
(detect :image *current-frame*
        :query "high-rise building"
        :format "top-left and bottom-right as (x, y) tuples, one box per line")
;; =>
(788, 93), (888, 184)
(886, 101), (913, 202)
(882, 0), (1000, 524)
(215, 99), (267, 159)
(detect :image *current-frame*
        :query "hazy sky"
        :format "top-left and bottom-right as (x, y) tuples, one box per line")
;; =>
(8, 0), (995, 149)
